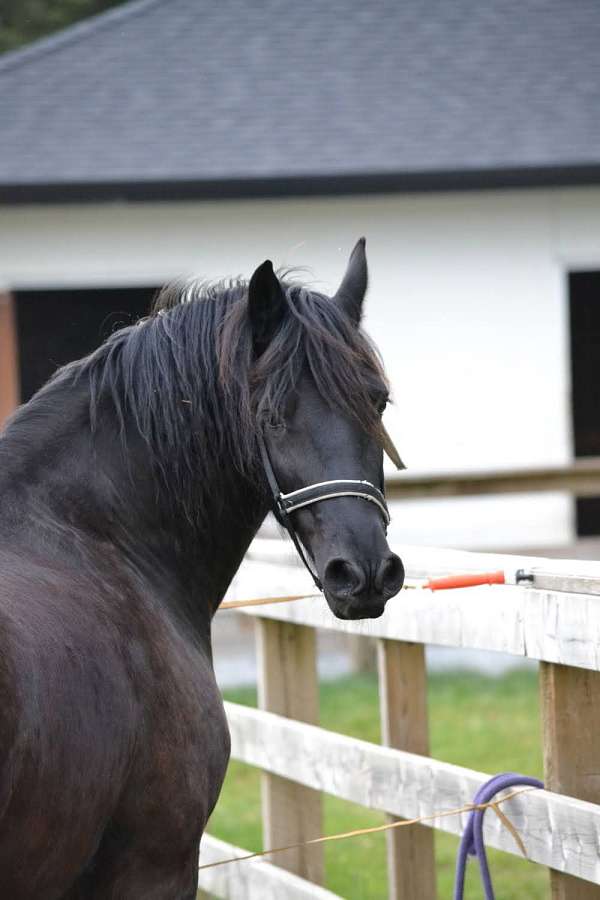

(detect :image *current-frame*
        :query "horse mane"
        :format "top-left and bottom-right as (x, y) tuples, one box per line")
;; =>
(58, 273), (387, 519)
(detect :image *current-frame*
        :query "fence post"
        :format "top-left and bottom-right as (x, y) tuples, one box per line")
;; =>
(377, 639), (436, 900)
(0, 292), (19, 428)
(540, 662), (600, 899)
(255, 618), (323, 884)
(348, 634), (377, 673)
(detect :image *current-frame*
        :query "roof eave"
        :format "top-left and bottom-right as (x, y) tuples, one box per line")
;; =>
(3, 165), (600, 205)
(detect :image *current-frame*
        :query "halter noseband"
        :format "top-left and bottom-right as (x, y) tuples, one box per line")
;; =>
(257, 432), (390, 592)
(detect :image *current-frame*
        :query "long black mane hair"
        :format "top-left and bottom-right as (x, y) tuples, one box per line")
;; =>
(43, 274), (387, 525)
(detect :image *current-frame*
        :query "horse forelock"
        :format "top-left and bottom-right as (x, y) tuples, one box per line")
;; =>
(217, 273), (388, 444)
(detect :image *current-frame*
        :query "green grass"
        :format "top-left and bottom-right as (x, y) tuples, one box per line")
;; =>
(208, 669), (547, 899)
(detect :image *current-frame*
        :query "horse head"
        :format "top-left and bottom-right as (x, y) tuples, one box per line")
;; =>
(245, 239), (405, 620)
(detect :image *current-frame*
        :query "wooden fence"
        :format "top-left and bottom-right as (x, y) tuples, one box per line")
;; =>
(383, 457), (600, 500)
(199, 540), (600, 899)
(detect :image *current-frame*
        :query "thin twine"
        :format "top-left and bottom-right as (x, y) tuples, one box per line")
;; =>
(219, 593), (314, 610)
(199, 785), (535, 871)
(219, 581), (424, 610)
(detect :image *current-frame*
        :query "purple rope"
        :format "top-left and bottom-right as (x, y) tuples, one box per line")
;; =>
(453, 772), (544, 900)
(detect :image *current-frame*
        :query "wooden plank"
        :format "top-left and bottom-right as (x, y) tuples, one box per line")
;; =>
(234, 567), (600, 673)
(0, 292), (19, 428)
(384, 458), (600, 500)
(228, 544), (600, 671)
(540, 663), (600, 899)
(255, 619), (323, 884)
(198, 835), (342, 900)
(377, 640), (436, 900)
(523, 571), (600, 596)
(225, 701), (600, 885)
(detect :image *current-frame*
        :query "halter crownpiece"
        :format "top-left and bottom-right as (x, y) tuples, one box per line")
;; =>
(257, 431), (392, 591)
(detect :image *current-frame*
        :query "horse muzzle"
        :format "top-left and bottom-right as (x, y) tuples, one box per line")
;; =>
(322, 553), (405, 620)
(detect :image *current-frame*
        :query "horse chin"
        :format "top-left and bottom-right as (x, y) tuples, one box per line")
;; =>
(325, 592), (387, 621)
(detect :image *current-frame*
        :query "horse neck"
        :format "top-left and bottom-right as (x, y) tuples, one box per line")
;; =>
(0, 383), (269, 633)
(94, 419), (269, 628)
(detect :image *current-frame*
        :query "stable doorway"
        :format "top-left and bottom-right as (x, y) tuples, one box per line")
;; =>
(15, 286), (157, 402)
(569, 270), (600, 535)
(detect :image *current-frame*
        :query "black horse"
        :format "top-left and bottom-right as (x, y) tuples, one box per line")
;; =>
(0, 239), (404, 898)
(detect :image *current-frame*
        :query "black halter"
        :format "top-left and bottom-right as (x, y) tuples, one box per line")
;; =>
(257, 432), (390, 592)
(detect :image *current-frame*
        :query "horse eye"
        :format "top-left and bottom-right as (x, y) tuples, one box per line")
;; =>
(376, 397), (388, 415)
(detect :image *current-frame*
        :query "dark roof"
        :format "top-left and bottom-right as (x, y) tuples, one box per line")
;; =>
(3, 0), (600, 202)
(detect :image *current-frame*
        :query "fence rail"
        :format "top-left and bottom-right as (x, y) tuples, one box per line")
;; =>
(199, 834), (343, 900)
(234, 546), (600, 671)
(384, 456), (600, 499)
(223, 702), (600, 884)
(200, 488), (600, 897)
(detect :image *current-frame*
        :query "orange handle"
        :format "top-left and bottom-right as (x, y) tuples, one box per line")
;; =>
(425, 570), (505, 591)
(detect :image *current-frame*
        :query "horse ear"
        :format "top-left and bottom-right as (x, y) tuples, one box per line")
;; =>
(333, 237), (368, 325)
(247, 260), (286, 356)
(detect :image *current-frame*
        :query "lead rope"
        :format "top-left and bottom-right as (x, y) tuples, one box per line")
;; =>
(453, 773), (544, 900)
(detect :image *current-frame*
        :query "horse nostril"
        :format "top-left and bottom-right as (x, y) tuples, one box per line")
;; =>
(375, 553), (405, 596)
(323, 557), (364, 597)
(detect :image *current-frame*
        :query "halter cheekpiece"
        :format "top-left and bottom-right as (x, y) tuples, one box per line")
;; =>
(257, 431), (390, 592)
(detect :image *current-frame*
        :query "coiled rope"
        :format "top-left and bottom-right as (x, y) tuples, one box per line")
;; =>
(453, 772), (544, 900)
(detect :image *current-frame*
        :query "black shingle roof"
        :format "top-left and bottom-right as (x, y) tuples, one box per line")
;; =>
(2, 0), (600, 202)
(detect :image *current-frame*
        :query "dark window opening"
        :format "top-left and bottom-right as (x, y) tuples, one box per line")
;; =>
(569, 270), (600, 535)
(15, 286), (158, 403)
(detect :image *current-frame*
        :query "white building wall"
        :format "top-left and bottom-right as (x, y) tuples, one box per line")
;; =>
(2, 186), (600, 550)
